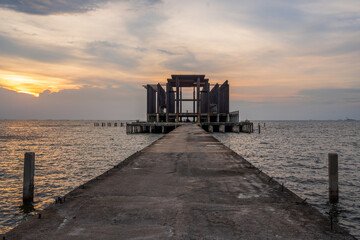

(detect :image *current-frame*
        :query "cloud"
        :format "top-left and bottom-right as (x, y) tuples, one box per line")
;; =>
(84, 41), (139, 69)
(157, 49), (177, 55)
(300, 88), (360, 104)
(125, 10), (166, 41)
(232, 98), (360, 120)
(0, 0), (163, 15)
(0, 0), (109, 15)
(0, 34), (73, 62)
(0, 85), (146, 120)
(161, 49), (233, 73)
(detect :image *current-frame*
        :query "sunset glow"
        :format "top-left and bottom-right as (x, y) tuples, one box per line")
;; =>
(0, 72), (80, 97)
(0, 0), (359, 120)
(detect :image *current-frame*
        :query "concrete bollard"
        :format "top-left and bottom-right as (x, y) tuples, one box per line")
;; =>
(219, 125), (225, 133)
(23, 152), (35, 202)
(232, 125), (240, 133)
(328, 153), (339, 203)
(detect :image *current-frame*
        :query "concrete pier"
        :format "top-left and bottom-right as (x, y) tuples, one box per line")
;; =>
(6, 125), (354, 239)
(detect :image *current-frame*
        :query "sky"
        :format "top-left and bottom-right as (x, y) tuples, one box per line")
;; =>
(0, 0), (359, 120)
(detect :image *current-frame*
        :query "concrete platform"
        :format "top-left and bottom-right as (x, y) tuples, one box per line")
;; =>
(6, 125), (355, 239)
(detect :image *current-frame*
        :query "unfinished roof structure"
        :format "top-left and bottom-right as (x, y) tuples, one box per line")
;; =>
(146, 74), (236, 123)
(126, 74), (253, 134)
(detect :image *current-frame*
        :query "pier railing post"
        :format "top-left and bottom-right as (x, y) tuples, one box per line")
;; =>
(328, 153), (339, 203)
(23, 152), (35, 202)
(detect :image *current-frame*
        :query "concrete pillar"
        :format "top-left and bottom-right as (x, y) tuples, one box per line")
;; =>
(156, 114), (160, 123)
(193, 86), (195, 113)
(219, 125), (225, 133)
(207, 113), (210, 123)
(328, 153), (339, 203)
(180, 87), (182, 114)
(162, 126), (165, 133)
(208, 125), (213, 133)
(23, 152), (35, 202)
(226, 114), (230, 122)
(176, 77), (179, 122)
(197, 77), (200, 123)
(149, 126), (153, 133)
(217, 114), (220, 122)
(232, 125), (240, 133)
(258, 123), (261, 134)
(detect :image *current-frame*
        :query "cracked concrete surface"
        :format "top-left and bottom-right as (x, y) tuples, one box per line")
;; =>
(6, 124), (355, 239)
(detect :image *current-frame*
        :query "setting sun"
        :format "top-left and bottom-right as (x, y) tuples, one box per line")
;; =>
(0, 72), (79, 97)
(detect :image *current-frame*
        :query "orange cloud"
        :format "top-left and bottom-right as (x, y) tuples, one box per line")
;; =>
(0, 71), (80, 97)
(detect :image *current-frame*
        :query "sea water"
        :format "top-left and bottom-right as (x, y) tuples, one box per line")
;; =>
(214, 121), (359, 238)
(0, 120), (359, 238)
(0, 120), (161, 234)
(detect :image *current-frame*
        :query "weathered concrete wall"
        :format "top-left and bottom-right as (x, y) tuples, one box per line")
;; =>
(6, 125), (355, 240)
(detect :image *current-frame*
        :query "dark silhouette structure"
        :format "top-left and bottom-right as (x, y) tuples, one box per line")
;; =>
(145, 74), (236, 123)
(126, 74), (253, 133)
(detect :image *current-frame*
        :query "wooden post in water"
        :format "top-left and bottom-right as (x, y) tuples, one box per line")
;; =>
(23, 152), (35, 202)
(328, 153), (339, 203)
(258, 123), (261, 134)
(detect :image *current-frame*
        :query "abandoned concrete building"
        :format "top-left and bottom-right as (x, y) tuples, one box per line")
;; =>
(127, 74), (253, 134)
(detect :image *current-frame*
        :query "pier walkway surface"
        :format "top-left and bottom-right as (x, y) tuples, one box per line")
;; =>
(7, 125), (355, 239)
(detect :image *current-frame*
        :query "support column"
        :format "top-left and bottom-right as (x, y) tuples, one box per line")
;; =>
(193, 86), (195, 114)
(176, 77), (179, 122)
(208, 125), (213, 133)
(180, 87), (182, 113)
(166, 83), (170, 122)
(197, 77), (200, 123)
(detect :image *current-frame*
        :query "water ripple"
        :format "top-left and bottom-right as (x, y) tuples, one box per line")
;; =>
(214, 120), (360, 239)
(0, 120), (161, 234)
